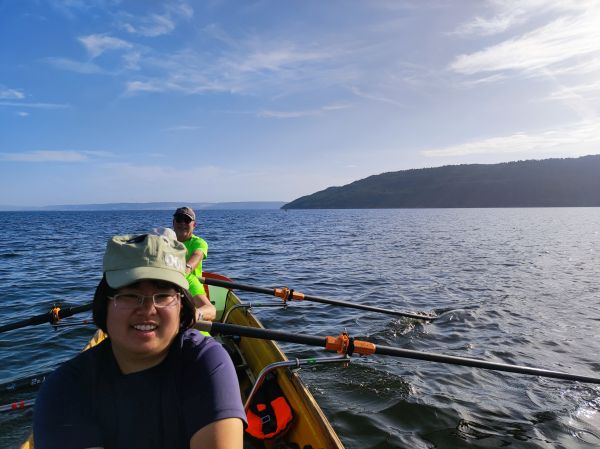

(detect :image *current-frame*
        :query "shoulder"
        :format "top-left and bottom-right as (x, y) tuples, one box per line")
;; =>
(187, 235), (208, 250)
(180, 329), (221, 355)
(178, 330), (232, 372)
(45, 339), (112, 387)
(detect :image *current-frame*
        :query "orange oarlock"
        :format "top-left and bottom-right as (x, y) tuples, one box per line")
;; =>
(273, 287), (305, 303)
(325, 331), (376, 356)
(49, 307), (61, 325)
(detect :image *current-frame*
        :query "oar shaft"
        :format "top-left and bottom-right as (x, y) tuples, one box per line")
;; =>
(200, 321), (327, 347)
(198, 321), (600, 385)
(199, 277), (434, 321)
(0, 303), (93, 334)
(300, 293), (430, 320)
(0, 399), (35, 413)
(373, 345), (600, 384)
(0, 372), (51, 394)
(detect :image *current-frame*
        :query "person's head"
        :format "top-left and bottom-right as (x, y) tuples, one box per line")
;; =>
(173, 206), (196, 242)
(93, 234), (196, 371)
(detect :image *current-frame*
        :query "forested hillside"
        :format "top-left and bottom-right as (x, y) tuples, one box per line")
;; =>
(282, 155), (600, 209)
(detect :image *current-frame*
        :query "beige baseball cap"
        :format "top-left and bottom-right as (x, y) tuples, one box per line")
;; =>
(173, 206), (195, 220)
(103, 234), (189, 290)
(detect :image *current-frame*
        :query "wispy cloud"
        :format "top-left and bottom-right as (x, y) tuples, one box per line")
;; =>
(452, 0), (595, 37)
(79, 34), (132, 58)
(0, 151), (89, 162)
(45, 57), (105, 74)
(0, 87), (25, 100)
(421, 120), (600, 158)
(0, 101), (70, 109)
(348, 86), (404, 106)
(164, 125), (202, 131)
(0, 150), (113, 162)
(17, 112), (29, 117)
(118, 2), (193, 37)
(258, 103), (351, 119)
(123, 40), (341, 96)
(450, 6), (600, 77)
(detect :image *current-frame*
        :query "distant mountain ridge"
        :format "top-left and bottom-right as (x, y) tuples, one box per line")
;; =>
(282, 155), (600, 209)
(0, 201), (286, 211)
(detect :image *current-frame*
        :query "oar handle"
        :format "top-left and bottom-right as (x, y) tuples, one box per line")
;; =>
(199, 321), (600, 385)
(0, 303), (93, 334)
(199, 277), (436, 321)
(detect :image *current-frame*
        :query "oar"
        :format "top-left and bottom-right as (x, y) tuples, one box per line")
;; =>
(0, 303), (93, 334)
(0, 399), (35, 413)
(197, 321), (600, 384)
(199, 276), (436, 321)
(0, 371), (52, 394)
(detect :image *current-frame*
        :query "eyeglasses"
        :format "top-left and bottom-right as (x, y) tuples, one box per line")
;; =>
(174, 214), (193, 224)
(109, 292), (181, 309)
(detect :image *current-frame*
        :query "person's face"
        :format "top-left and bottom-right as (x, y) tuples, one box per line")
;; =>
(173, 214), (195, 242)
(106, 280), (181, 373)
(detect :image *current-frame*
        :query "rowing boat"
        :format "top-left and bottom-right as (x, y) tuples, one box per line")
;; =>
(20, 272), (345, 449)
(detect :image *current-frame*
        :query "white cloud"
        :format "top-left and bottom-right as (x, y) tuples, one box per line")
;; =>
(421, 120), (600, 158)
(545, 80), (600, 101)
(258, 103), (351, 119)
(348, 86), (404, 106)
(119, 2), (193, 37)
(17, 112), (29, 117)
(45, 57), (104, 74)
(0, 101), (69, 109)
(0, 151), (90, 162)
(453, 0), (595, 37)
(450, 9), (600, 77)
(164, 125), (202, 131)
(0, 87), (25, 100)
(79, 34), (132, 59)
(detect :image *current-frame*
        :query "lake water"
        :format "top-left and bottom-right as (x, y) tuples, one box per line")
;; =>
(1, 208), (599, 448)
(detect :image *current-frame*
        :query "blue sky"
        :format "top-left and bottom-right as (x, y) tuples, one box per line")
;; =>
(1, 1), (599, 207)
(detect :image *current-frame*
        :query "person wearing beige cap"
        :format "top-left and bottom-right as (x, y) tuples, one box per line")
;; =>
(33, 234), (245, 449)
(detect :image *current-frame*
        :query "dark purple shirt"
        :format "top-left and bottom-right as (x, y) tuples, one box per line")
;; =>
(33, 329), (246, 449)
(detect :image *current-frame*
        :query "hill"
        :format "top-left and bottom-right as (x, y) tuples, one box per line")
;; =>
(282, 155), (600, 209)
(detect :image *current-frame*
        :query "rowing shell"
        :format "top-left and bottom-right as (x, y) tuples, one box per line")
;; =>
(21, 273), (345, 449)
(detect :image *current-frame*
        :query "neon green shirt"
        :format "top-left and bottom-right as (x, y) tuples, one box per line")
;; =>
(183, 234), (208, 295)
(186, 273), (206, 296)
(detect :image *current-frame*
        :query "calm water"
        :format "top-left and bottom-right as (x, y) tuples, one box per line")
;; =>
(1, 208), (600, 448)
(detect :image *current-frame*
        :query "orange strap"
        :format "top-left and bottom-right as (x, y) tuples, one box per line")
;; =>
(50, 307), (61, 325)
(273, 287), (305, 302)
(325, 332), (376, 356)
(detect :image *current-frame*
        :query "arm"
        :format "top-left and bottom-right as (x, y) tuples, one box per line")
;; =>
(190, 418), (243, 449)
(192, 294), (217, 321)
(186, 249), (204, 274)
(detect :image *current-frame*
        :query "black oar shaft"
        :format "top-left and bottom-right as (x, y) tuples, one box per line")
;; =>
(200, 321), (600, 385)
(0, 371), (51, 394)
(204, 321), (327, 347)
(373, 345), (600, 384)
(297, 294), (429, 320)
(0, 303), (93, 334)
(199, 277), (434, 321)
